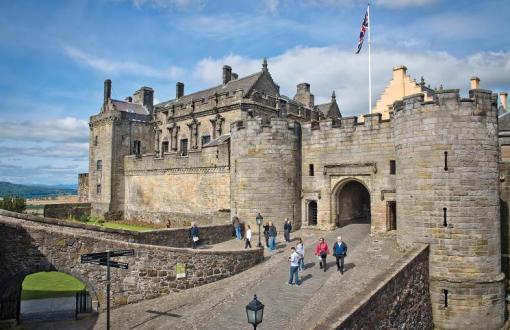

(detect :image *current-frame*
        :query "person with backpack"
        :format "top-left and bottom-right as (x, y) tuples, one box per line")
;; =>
(332, 236), (348, 274)
(283, 218), (292, 243)
(190, 222), (199, 249)
(314, 237), (329, 272)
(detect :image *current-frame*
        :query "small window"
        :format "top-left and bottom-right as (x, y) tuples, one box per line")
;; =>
(96, 184), (101, 195)
(201, 135), (211, 146)
(133, 140), (141, 155)
(180, 139), (188, 156)
(162, 141), (169, 153)
(94, 135), (98, 146)
(96, 160), (102, 171)
(309, 164), (314, 176)
(390, 160), (396, 175)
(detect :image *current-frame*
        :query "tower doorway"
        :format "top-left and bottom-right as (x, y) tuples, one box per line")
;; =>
(308, 201), (317, 226)
(334, 180), (371, 227)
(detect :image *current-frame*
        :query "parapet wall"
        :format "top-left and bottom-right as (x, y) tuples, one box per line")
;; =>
(329, 245), (432, 329)
(43, 203), (91, 220)
(230, 117), (301, 231)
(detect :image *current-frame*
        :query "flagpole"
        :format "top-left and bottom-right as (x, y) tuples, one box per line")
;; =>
(368, 2), (372, 114)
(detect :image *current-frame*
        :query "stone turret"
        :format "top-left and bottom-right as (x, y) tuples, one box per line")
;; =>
(393, 89), (504, 329)
(293, 83), (314, 108)
(230, 118), (301, 231)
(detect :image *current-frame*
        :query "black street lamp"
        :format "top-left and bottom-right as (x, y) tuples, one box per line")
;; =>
(246, 294), (264, 330)
(255, 213), (263, 248)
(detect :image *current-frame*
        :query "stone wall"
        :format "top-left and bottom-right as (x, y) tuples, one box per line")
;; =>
(0, 209), (232, 248)
(329, 245), (432, 329)
(0, 211), (263, 321)
(301, 114), (396, 232)
(394, 90), (504, 329)
(43, 203), (91, 220)
(78, 173), (89, 202)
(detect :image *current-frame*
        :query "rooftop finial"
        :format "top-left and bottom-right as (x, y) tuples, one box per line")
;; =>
(262, 57), (268, 71)
(331, 90), (336, 100)
(420, 76), (425, 86)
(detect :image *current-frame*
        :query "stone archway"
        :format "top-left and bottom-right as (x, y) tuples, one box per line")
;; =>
(333, 179), (371, 227)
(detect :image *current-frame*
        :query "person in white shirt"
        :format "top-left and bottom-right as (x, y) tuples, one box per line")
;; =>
(288, 247), (300, 286)
(245, 225), (252, 249)
(295, 238), (305, 271)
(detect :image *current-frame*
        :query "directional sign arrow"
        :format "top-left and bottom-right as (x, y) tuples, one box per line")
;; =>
(86, 260), (129, 269)
(80, 249), (134, 261)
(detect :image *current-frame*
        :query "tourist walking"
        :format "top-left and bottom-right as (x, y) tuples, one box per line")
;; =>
(296, 238), (305, 271)
(283, 218), (292, 243)
(288, 247), (300, 286)
(190, 222), (199, 249)
(245, 225), (252, 249)
(233, 216), (242, 240)
(268, 221), (277, 251)
(314, 237), (329, 272)
(332, 236), (348, 273)
(263, 222), (270, 248)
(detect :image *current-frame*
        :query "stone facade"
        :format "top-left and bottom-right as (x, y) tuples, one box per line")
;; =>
(78, 61), (510, 328)
(78, 173), (89, 202)
(0, 211), (263, 321)
(43, 203), (91, 220)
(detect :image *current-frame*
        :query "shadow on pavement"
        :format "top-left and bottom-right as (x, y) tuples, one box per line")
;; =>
(300, 274), (313, 284)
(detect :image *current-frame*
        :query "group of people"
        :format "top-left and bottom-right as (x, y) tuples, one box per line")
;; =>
(288, 236), (348, 286)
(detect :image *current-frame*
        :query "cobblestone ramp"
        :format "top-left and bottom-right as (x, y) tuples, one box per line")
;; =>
(73, 222), (408, 330)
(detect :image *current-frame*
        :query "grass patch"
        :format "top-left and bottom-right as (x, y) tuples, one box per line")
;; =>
(21, 272), (85, 301)
(100, 221), (155, 232)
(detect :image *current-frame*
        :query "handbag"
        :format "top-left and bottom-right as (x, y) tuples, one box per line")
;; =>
(193, 236), (199, 242)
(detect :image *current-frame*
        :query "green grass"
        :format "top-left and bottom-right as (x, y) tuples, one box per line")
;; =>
(21, 271), (85, 301)
(99, 221), (154, 232)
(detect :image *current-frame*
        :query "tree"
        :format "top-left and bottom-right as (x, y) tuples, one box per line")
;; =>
(0, 196), (26, 213)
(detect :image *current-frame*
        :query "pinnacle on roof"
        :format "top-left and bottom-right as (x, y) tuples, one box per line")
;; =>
(331, 90), (336, 100)
(262, 57), (268, 71)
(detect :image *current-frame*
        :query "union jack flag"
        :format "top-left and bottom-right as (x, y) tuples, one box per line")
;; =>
(355, 7), (369, 54)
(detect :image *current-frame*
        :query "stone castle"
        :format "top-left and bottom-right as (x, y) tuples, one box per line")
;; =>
(80, 59), (510, 329)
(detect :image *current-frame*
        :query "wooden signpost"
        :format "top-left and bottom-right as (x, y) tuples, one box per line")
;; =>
(80, 249), (135, 330)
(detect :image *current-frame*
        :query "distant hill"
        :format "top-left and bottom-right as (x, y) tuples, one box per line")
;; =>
(0, 182), (77, 199)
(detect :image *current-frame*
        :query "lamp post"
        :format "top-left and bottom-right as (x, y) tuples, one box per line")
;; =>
(246, 294), (264, 330)
(255, 213), (263, 248)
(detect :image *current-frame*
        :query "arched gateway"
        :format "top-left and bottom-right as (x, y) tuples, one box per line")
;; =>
(333, 179), (371, 227)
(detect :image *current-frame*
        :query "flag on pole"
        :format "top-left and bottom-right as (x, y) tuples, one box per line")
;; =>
(355, 7), (369, 54)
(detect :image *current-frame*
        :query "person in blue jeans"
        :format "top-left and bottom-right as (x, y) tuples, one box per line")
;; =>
(233, 216), (242, 240)
(288, 247), (300, 286)
(296, 238), (305, 271)
(332, 236), (348, 274)
(268, 221), (277, 251)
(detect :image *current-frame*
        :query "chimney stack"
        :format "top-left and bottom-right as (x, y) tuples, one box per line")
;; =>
(223, 65), (232, 85)
(176, 82), (184, 99)
(293, 83), (314, 108)
(470, 76), (480, 89)
(133, 86), (154, 115)
(501, 92), (508, 112)
(103, 79), (112, 107)
(125, 96), (132, 102)
(232, 73), (239, 80)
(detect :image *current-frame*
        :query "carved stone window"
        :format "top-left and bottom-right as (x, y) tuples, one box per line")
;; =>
(180, 139), (188, 156)
(187, 118), (201, 149)
(210, 114), (225, 139)
(162, 141), (169, 153)
(201, 135), (211, 146)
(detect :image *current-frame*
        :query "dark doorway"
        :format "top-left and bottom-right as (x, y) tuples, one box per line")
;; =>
(387, 201), (396, 231)
(335, 181), (371, 227)
(308, 201), (317, 226)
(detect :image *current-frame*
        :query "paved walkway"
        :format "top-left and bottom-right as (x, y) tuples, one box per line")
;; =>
(22, 224), (409, 330)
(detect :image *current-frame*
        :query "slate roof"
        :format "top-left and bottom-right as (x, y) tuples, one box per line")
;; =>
(316, 102), (333, 116)
(111, 100), (149, 115)
(156, 72), (263, 109)
(499, 111), (510, 131)
(203, 134), (230, 148)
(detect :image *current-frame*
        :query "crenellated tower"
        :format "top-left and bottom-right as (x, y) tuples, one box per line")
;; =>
(393, 89), (504, 329)
(230, 117), (301, 231)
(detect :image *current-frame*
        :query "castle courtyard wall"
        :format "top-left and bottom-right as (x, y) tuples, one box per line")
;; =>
(301, 114), (396, 232)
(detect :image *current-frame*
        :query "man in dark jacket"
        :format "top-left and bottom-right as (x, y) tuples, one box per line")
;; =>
(263, 222), (270, 248)
(190, 223), (199, 249)
(268, 221), (277, 251)
(283, 218), (292, 243)
(332, 236), (347, 273)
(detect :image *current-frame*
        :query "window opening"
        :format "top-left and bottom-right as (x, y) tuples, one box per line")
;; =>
(390, 160), (396, 175)
(309, 164), (314, 176)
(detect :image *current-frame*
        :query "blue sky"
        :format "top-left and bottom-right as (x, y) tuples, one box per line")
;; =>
(0, 0), (509, 185)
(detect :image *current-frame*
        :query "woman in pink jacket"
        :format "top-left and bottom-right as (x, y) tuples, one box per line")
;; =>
(314, 237), (330, 272)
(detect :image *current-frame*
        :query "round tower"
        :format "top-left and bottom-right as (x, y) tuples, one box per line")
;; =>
(394, 89), (504, 329)
(230, 117), (301, 232)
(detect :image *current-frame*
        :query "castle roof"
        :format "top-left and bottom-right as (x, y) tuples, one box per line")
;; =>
(499, 111), (510, 131)
(111, 100), (149, 115)
(155, 71), (264, 109)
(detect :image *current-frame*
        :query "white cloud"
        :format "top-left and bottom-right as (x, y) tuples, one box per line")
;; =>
(192, 47), (510, 116)
(132, 0), (205, 9)
(264, 0), (279, 14)
(0, 117), (89, 143)
(376, 0), (439, 8)
(64, 46), (184, 80)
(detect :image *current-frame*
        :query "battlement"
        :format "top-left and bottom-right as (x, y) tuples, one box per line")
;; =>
(230, 117), (299, 136)
(302, 113), (392, 134)
(393, 88), (498, 117)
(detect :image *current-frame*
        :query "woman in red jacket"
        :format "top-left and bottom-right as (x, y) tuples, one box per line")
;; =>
(314, 237), (330, 272)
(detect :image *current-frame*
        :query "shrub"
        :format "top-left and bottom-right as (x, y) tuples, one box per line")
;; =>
(0, 196), (26, 213)
(104, 211), (123, 221)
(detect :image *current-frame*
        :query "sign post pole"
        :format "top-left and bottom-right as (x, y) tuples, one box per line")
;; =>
(106, 250), (110, 330)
